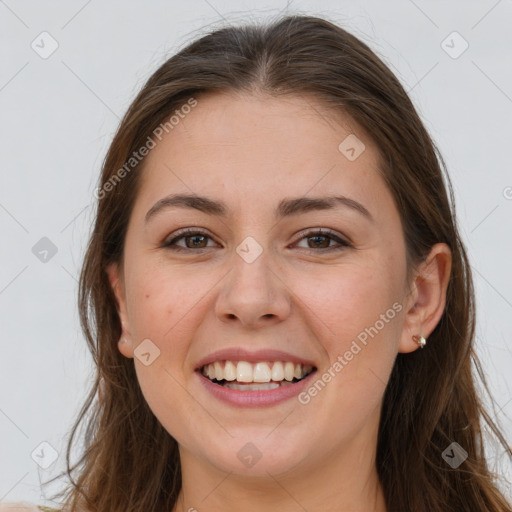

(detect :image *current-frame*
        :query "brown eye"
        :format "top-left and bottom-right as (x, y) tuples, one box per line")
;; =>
(183, 234), (208, 248)
(307, 234), (331, 249)
(163, 229), (217, 251)
(163, 228), (351, 253)
(295, 229), (351, 251)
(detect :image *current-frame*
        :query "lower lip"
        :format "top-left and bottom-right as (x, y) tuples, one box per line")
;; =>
(197, 370), (317, 407)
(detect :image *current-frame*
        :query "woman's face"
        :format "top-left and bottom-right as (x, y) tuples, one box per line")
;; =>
(108, 91), (443, 477)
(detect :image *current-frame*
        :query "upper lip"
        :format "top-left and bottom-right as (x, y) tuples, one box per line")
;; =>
(194, 348), (317, 371)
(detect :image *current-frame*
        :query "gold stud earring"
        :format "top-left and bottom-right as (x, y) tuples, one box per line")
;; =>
(412, 334), (427, 349)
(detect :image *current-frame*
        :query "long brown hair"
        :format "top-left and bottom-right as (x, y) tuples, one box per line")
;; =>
(44, 14), (512, 511)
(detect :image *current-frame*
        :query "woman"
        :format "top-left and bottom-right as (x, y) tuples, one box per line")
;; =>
(4, 13), (510, 512)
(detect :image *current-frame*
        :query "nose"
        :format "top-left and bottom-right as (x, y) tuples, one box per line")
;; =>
(214, 247), (292, 329)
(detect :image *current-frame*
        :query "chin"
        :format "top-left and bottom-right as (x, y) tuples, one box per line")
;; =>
(197, 435), (310, 477)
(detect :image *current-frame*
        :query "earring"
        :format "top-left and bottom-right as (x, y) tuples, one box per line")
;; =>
(412, 334), (427, 349)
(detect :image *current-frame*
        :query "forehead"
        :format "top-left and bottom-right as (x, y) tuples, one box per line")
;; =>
(135, 91), (393, 224)
(148, 90), (376, 165)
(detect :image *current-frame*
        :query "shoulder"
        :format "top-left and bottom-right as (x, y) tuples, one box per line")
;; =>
(0, 504), (42, 511)
(0, 504), (60, 512)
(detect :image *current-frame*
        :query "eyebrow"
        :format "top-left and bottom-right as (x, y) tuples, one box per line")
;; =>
(145, 193), (374, 224)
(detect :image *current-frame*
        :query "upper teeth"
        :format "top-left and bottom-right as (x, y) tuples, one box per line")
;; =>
(201, 361), (313, 383)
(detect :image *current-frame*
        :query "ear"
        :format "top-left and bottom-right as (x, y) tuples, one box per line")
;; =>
(398, 243), (452, 353)
(106, 262), (134, 359)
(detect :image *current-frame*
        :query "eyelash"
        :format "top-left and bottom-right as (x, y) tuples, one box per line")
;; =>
(162, 228), (352, 253)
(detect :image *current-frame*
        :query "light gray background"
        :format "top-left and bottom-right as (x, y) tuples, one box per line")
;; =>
(1, 0), (511, 506)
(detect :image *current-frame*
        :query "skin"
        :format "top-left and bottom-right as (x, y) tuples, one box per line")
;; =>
(107, 90), (452, 512)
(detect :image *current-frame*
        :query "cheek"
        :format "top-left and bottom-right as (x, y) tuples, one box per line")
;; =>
(296, 263), (402, 400)
(298, 263), (401, 345)
(127, 263), (190, 338)
(126, 269), (200, 430)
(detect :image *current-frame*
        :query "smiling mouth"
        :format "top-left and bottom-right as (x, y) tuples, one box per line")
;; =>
(200, 360), (316, 390)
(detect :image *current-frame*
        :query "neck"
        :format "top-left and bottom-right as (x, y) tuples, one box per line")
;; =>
(171, 425), (387, 512)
